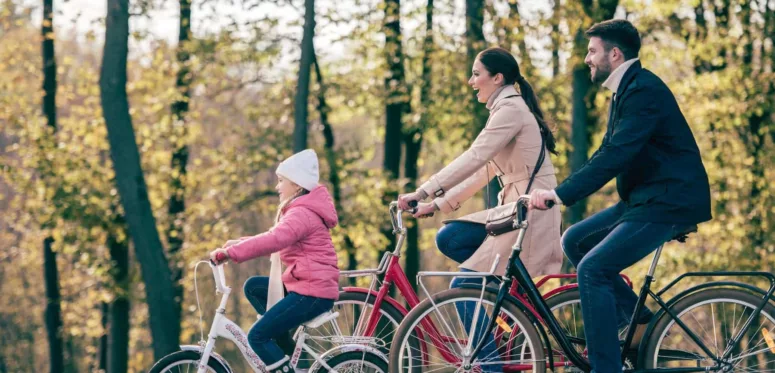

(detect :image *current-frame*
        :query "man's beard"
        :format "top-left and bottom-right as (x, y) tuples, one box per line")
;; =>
(591, 59), (613, 84)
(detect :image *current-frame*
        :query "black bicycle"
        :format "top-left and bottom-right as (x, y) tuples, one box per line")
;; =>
(390, 196), (775, 372)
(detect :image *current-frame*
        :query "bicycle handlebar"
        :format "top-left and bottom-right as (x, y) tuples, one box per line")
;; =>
(389, 194), (553, 236)
(208, 259), (229, 293)
(389, 201), (406, 233)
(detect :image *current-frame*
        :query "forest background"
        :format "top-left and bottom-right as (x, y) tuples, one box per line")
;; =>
(1, 0), (774, 371)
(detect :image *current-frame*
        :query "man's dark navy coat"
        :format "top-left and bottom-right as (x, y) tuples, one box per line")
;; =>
(555, 61), (712, 225)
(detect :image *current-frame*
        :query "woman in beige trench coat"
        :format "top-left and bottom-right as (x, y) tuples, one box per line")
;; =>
(398, 47), (563, 371)
(398, 47), (563, 279)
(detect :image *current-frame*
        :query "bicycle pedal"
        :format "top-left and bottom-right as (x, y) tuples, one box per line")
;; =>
(623, 357), (636, 370)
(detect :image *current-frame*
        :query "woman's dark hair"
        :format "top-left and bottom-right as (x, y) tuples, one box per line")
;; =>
(477, 47), (557, 154)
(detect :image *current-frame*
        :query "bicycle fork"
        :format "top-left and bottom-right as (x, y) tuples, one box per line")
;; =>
(198, 292), (231, 373)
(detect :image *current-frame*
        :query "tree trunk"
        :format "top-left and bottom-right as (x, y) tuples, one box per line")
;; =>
(551, 0), (561, 78)
(43, 238), (65, 373)
(402, 0), (433, 292)
(465, 0), (499, 208)
(166, 0), (192, 339)
(382, 0), (408, 262)
(739, 1), (769, 261)
(107, 231), (130, 373)
(312, 51), (359, 285)
(566, 27), (595, 228)
(99, 0), (180, 359)
(42, 0), (56, 129)
(562, 1), (617, 272)
(41, 1), (65, 371)
(712, 0), (730, 70)
(767, 0), (774, 68)
(294, 0), (315, 152)
(564, 0), (618, 228)
(65, 337), (77, 373)
(767, 0), (775, 147)
(508, 0), (533, 77)
(98, 302), (108, 372)
(688, 0), (731, 214)
(403, 136), (421, 291)
(19, 272), (38, 370)
(383, 0), (406, 181)
(742, 116), (767, 257)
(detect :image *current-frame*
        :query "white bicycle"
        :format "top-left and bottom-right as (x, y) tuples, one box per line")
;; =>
(149, 260), (388, 373)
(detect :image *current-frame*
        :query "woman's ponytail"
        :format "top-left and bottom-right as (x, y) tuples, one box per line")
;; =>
(515, 76), (557, 155)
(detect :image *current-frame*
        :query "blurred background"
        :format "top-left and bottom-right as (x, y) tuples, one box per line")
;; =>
(1, 0), (773, 371)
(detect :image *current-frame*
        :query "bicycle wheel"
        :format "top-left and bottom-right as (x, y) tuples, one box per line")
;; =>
(642, 287), (775, 371)
(545, 288), (640, 370)
(314, 350), (389, 372)
(389, 287), (546, 373)
(148, 350), (230, 373)
(300, 291), (421, 369)
(543, 288), (588, 370)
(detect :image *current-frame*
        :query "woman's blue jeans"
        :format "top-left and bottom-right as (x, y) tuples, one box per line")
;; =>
(436, 221), (502, 372)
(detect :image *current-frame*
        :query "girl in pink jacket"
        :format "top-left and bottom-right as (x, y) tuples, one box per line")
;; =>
(210, 149), (340, 373)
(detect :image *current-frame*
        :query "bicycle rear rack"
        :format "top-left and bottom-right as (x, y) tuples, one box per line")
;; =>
(657, 271), (775, 298)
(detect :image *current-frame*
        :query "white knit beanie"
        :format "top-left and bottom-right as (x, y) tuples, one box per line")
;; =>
(276, 149), (319, 191)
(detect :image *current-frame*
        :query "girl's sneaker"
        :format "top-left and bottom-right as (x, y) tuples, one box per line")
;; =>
(266, 356), (294, 373)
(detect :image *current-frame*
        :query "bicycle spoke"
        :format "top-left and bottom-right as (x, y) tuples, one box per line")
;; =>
(648, 289), (775, 372)
(394, 291), (545, 373)
(712, 302), (719, 357)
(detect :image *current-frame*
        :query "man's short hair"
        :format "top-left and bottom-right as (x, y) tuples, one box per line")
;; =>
(585, 19), (641, 60)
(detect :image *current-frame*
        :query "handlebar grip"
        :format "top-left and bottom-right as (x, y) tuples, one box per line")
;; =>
(408, 200), (419, 214)
(546, 200), (556, 209)
(215, 252), (227, 263)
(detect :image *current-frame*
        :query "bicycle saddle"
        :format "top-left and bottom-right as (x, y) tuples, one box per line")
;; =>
(671, 224), (697, 243)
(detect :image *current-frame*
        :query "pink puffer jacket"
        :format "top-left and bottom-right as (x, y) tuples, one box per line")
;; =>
(227, 186), (340, 300)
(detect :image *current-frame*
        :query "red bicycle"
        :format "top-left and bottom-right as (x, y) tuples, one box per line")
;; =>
(301, 202), (629, 370)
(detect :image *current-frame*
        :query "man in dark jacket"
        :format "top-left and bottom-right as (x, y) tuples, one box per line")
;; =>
(530, 19), (711, 373)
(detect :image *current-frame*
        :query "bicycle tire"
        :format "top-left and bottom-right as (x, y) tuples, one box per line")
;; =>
(148, 350), (230, 373)
(541, 289), (589, 366)
(498, 288), (587, 371)
(300, 290), (422, 370)
(641, 287), (775, 371)
(314, 350), (389, 372)
(389, 287), (546, 373)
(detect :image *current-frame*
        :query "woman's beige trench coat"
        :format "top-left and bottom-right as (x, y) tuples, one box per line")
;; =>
(418, 85), (563, 276)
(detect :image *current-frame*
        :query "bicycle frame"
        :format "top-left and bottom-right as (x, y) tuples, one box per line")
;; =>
(194, 262), (346, 373)
(344, 202), (610, 370)
(619, 266), (775, 371)
(339, 203), (441, 358)
(473, 197), (775, 373)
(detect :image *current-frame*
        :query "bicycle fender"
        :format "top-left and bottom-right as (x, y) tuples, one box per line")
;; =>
(456, 284), (556, 371)
(180, 344), (234, 373)
(308, 344), (388, 372)
(668, 280), (773, 307)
